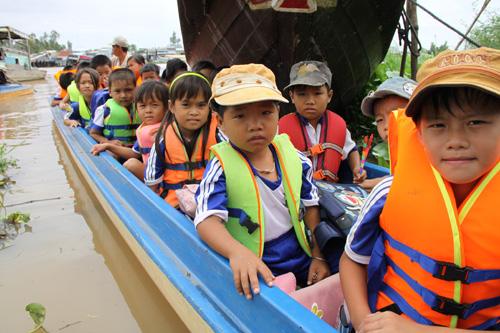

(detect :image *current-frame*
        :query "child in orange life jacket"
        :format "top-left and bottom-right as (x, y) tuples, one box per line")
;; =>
(340, 47), (500, 332)
(51, 68), (75, 107)
(90, 81), (168, 180)
(127, 54), (145, 85)
(90, 68), (139, 154)
(279, 60), (366, 183)
(63, 68), (100, 130)
(144, 72), (221, 209)
(195, 64), (339, 301)
(140, 63), (160, 83)
(356, 77), (417, 191)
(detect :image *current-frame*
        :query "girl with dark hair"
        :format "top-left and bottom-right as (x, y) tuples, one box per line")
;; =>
(127, 54), (146, 84)
(63, 68), (100, 130)
(144, 72), (221, 211)
(160, 58), (188, 85)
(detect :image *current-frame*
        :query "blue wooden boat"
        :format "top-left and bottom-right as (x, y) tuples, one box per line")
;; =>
(0, 83), (33, 99)
(50, 98), (389, 331)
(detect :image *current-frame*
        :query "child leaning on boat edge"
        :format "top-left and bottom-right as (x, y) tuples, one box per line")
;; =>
(340, 47), (500, 332)
(278, 60), (366, 184)
(194, 64), (342, 300)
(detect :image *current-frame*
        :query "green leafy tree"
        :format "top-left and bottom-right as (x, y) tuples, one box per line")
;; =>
(128, 43), (137, 53)
(467, 10), (500, 49)
(169, 31), (180, 46)
(429, 42), (449, 56)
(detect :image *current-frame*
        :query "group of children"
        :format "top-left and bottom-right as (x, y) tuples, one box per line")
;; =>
(54, 45), (500, 331)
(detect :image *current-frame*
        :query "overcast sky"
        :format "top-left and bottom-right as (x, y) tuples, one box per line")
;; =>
(1, 0), (498, 52)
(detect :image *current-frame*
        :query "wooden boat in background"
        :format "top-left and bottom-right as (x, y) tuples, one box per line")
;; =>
(178, 0), (405, 115)
(50, 98), (389, 332)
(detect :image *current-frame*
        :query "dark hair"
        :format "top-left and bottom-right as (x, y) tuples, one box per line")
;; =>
(210, 65), (229, 83)
(127, 54), (146, 66)
(75, 68), (100, 92)
(289, 83), (330, 93)
(62, 65), (75, 71)
(140, 63), (160, 76)
(77, 62), (91, 71)
(414, 86), (500, 124)
(135, 81), (169, 109)
(108, 68), (136, 88)
(161, 58), (188, 83)
(192, 60), (216, 73)
(155, 73), (212, 166)
(122, 46), (128, 53)
(59, 72), (75, 90)
(90, 55), (112, 69)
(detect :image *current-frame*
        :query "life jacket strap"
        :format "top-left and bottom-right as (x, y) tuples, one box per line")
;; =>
(313, 169), (338, 182)
(165, 160), (208, 171)
(104, 124), (139, 130)
(301, 142), (344, 158)
(138, 147), (151, 155)
(228, 208), (259, 234)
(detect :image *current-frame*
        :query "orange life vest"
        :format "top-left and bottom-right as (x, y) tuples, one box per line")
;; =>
(54, 68), (77, 99)
(136, 77), (143, 86)
(159, 114), (218, 208)
(136, 122), (160, 162)
(368, 109), (500, 329)
(278, 110), (345, 182)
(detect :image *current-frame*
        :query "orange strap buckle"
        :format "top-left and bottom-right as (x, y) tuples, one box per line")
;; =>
(308, 144), (325, 157)
(313, 169), (325, 180)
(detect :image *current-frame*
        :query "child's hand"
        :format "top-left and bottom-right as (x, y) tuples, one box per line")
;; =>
(352, 167), (367, 183)
(68, 120), (81, 129)
(358, 311), (423, 333)
(228, 247), (275, 300)
(90, 143), (108, 156)
(108, 139), (124, 147)
(307, 257), (330, 285)
(59, 101), (71, 111)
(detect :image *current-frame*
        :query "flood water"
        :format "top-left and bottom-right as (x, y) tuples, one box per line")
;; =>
(0, 68), (188, 332)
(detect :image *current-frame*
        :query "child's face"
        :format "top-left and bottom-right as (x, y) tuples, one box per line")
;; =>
(141, 71), (159, 82)
(290, 85), (333, 125)
(373, 95), (409, 143)
(127, 60), (142, 78)
(77, 73), (96, 100)
(137, 96), (166, 125)
(218, 101), (279, 157)
(95, 65), (111, 88)
(109, 79), (136, 107)
(417, 100), (500, 188)
(169, 91), (210, 139)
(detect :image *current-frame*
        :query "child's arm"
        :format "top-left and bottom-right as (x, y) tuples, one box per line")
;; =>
(197, 215), (275, 299)
(339, 252), (371, 330)
(357, 176), (385, 192)
(90, 105), (124, 146)
(89, 128), (124, 146)
(90, 142), (140, 159)
(348, 150), (367, 182)
(59, 93), (71, 110)
(303, 205), (331, 284)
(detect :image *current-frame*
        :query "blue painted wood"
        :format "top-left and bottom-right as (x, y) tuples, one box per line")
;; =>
(51, 100), (344, 332)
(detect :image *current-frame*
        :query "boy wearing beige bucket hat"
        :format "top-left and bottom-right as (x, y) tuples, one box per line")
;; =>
(341, 47), (500, 331)
(194, 64), (339, 300)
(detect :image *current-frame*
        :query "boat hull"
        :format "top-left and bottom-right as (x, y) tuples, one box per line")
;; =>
(0, 84), (33, 99)
(178, 0), (404, 115)
(50, 99), (343, 332)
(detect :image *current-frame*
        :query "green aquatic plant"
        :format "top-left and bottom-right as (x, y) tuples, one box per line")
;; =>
(25, 302), (46, 333)
(0, 142), (30, 249)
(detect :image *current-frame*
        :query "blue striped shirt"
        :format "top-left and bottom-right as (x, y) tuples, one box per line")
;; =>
(344, 175), (393, 265)
(194, 142), (319, 228)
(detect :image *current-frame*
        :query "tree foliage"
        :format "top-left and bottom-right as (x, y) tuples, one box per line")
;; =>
(429, 42), (449, 56)
(169, 31), (181, 46)
(6, 30), (72, 53)
(467, 10), (500, 49)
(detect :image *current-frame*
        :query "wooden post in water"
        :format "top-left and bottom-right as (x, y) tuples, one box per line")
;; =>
(407, 0), (418, 80)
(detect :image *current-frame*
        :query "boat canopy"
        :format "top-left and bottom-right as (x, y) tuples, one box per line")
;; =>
(0, 27), (31, 41)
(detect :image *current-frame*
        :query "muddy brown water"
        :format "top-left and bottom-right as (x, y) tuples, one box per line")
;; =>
(0, 68), (188, 332)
